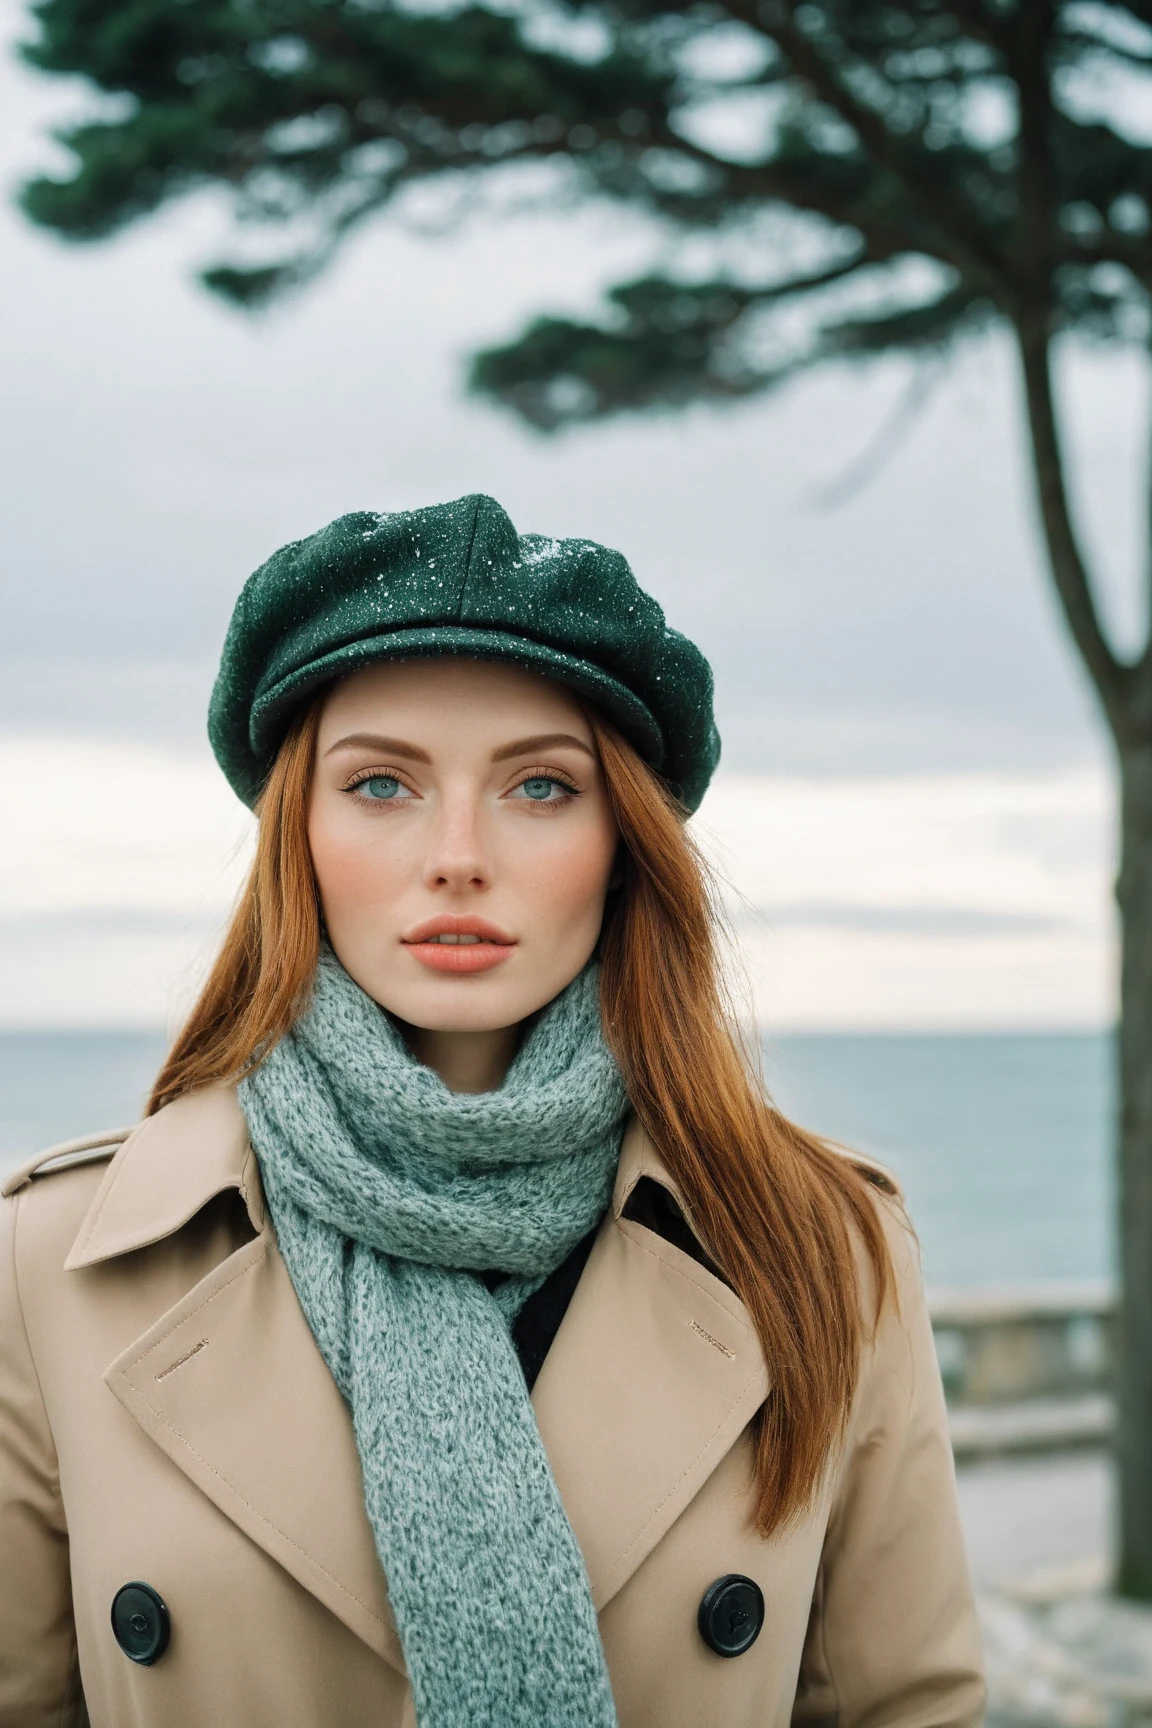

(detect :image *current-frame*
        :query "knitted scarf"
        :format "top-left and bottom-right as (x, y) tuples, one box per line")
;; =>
(239, 947), (627, 1728)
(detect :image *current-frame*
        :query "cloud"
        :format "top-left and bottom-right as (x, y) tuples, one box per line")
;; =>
(690, 769), (1114, 1029)
(742, 906), (1069, 935)
(0, 734), (1114, 1030)
(0, 21), (1128, 1032)
(694, 770), (1110, 920)
(0, 735), (252, 920)
(0, 11), (1133, 778)
(0, 733), (251, 1028)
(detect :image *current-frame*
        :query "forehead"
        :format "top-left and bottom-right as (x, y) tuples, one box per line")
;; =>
(316, 657), (592, 742)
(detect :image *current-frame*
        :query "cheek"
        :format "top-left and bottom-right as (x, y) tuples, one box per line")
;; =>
(513, 815), (617, 931)
(308, 798), (407, 918)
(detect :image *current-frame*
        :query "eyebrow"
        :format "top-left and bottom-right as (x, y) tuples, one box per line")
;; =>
(323, 730), (595, 764)
(491, 732), (595, 763)
(324, 733), (433, 763)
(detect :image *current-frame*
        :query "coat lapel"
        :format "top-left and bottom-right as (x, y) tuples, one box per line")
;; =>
(533, 1120), (770, 1609)
(72, 1093), (766, 1662)
(68, 1088), (405, 1673)
(103, 1228), (405, 1669)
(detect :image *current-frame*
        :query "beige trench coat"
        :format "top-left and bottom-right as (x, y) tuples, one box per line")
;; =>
(0, 1085), (984, 1727)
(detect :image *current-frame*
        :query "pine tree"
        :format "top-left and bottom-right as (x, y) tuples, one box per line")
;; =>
(20, 0), (1152, 1594)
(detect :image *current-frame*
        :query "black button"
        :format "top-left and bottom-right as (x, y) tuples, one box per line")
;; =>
(697, 1574), (764, 1658)
(111, 1582), (170, 1666)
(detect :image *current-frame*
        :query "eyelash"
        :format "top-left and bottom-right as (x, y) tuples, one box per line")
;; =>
(513, 766), (579, 804)
(342, 766), (416, 800)
(339, 766), (581, 805)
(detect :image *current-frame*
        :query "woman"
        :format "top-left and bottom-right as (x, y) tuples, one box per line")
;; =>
(0, 493), (984, 1726)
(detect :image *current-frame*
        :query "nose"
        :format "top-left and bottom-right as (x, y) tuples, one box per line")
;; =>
(422, 787), (492, 893)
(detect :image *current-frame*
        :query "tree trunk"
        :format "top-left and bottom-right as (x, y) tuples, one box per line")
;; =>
(1011, 321), (1152, 1594)
(1116, 742), (1152, 1597)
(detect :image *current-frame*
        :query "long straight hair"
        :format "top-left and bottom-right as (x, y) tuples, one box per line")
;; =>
(150, 694), (894, 1536)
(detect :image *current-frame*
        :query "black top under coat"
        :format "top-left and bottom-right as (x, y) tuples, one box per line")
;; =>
(484, 1177), (724, 1392)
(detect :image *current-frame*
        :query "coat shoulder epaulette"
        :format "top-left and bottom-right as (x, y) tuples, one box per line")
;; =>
(824, 1140), (902, 1199)
(1, 1127), (133, 1200)
(849, 1156), (901, 1197)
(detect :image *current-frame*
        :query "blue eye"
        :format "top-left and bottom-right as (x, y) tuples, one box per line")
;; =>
(522, 777), (558, 801)
(357, 775), (403, 800)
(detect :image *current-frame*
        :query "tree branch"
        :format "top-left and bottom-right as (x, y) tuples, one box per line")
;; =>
(1061, 235), (1152, 286)
(807, 354), (947, 508)
(746, 246), (874, 301)
(1145, 372), (1152, 663)
(757, 0), (1005, 291)
(1014, 315), (1127, 721)
(1008, 8), (1152, 728)
(1011, 0), (1057, 292)
(648, 118), (946, 273)
(942, 0), (1012, 54)
(1060, 26), (1152, 68)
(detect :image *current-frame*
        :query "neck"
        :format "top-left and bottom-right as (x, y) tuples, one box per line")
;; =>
(401, 1023), (520, 1094)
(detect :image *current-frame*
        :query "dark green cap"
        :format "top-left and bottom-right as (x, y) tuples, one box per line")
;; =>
(209, 493), (720, 811)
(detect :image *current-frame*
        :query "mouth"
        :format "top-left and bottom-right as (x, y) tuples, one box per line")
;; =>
(402, 916), (516, 975)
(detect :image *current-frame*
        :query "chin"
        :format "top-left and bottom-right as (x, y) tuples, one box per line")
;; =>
(384, 970), (581, 1034)
(362, 976), (529, 1034)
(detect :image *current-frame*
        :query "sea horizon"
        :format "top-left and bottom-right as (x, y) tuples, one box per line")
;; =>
(0, 1025), (1113, 1293)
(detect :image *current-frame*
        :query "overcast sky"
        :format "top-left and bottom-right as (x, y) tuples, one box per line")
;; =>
(0, 5), (1140, 1029)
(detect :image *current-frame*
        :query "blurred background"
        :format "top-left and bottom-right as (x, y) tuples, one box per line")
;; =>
(2, 0), (1149, 1716)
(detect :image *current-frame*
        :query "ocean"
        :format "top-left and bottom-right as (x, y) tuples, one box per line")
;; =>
(0, 1029), (1113, 1291)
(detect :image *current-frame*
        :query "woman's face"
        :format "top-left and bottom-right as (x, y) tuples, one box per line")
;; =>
(309, 657), (620, 1035)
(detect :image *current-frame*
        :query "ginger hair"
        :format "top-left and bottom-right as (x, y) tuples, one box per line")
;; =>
(150, 695), (894, 1535)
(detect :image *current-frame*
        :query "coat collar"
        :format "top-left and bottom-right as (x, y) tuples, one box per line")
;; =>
(66, 1083), (665, 1272)
(64, 1085), (264, 1270)
(76, 1086), (769, 1670)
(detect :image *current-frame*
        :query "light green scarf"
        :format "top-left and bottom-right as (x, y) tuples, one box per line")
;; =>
(239, 948), (627, 1727)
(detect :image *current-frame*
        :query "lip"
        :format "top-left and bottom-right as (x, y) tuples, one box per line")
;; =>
(403, 915), (516, 945)
(402, 914), (516, 975)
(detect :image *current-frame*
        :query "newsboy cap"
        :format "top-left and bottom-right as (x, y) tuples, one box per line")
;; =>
(209, 493), (720, 811)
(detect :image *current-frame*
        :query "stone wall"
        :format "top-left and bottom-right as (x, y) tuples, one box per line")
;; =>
(929, 1282), (1114, 1457)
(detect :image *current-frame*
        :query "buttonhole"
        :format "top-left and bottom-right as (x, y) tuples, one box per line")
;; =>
(155, 1338), (209, 1381)
(690, 1319), (735, 1360)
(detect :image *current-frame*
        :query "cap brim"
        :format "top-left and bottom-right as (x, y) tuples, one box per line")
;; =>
(249, 625), (666, 775)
